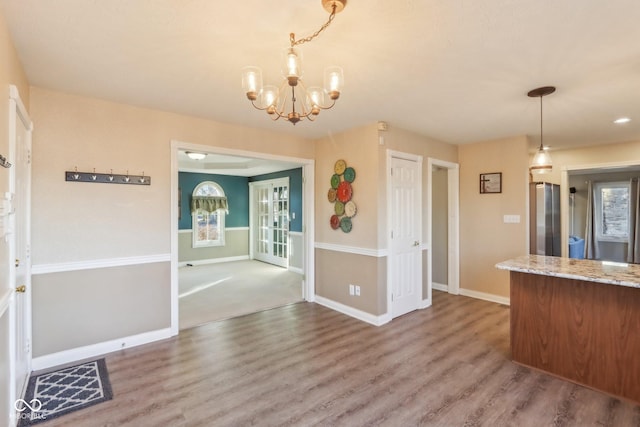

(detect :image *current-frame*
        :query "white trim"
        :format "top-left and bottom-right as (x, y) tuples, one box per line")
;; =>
(314, 296), (391, 326)
(459, 288), (510, 306)
(386, 150), (423, 320)
(248, 177), (290, 268)
(427, 158), (461, 300)
(31, 328), (172, 371)
(171, 141), (315, 331)
(432, 282), (448, 292)
(288, 266), (304, 275)
(0, 289), (12, 319)
(178, 255), (249, 267)
(32, 254), (171, 275)
(179, 227), (249, 233)
(314, 242), (388, 257)
(289, 230), (303, 236)
(9, 85), (33, 131)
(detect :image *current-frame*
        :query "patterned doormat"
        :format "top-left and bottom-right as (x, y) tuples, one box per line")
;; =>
(16, 358), (113, 426)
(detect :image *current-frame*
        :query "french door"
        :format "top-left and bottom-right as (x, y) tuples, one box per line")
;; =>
(250, 178), (289, 268)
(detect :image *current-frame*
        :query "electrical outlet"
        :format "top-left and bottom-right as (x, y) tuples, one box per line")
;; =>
(349, 284), (355, 295)
(355, 285), (361, 296)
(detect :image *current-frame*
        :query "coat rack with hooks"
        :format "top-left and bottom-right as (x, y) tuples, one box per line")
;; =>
(65, 168), (151, 185)
(0, 154), (12, 169)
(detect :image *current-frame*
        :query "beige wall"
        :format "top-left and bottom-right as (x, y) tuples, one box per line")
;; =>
(534, 139), (640, 185)
(314, 123), (380, 248)
(29, 87), (312, 357)
(0, 10), (29, 425)
(30, 87), (312, 264)
(32, 262), (170, 356)
(459, 136), (529, 298)
(314, 123), (459, 315)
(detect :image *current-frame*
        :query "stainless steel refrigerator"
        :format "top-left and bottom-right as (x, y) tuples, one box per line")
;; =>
(529, 182), (561, 256)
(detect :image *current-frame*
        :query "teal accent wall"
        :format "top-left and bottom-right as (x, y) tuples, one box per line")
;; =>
(178, 172), (249, 229)
(249, 168), (303, 232)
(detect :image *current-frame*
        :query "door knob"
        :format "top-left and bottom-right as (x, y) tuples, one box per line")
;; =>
(413, 241), (420, 247)
(15, 285), (26, 293)
(15, 259), (19, 267)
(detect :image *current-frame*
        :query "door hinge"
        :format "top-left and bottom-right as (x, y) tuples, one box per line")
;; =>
(391, 230), (394, 239)
(391, 293), (394, 302)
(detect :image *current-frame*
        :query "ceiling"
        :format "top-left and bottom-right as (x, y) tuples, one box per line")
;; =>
(2, 0), (640, 152)
(178, 151), (301, 176)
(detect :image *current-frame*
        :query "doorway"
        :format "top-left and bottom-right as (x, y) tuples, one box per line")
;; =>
(170, 142), (315, 334)
(250, 178), (290, 268)
(387, 150), (423, 318)
(6, 85), (33, 422)
(427, 158), (460, 302)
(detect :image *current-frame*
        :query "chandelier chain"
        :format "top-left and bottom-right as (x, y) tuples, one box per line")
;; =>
(290, 4), (337, 47)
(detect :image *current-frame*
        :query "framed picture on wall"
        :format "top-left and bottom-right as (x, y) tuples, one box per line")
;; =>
(480, 172), (502, 194)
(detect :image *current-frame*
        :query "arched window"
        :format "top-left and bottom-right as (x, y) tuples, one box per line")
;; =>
(191, 181), (227, 247)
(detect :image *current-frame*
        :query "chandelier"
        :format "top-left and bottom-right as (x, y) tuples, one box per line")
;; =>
(528, 86), (556, 174)
(242, 0), (346, 125)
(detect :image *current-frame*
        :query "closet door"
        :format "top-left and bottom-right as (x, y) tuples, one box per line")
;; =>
(251, 178), (289, 267)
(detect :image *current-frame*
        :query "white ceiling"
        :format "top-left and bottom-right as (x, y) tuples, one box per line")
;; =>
(2, 0), (640, 152)
(178, 151), (301, 176)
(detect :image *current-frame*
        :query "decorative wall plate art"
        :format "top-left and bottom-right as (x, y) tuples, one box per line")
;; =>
(327, 159), (357, 233)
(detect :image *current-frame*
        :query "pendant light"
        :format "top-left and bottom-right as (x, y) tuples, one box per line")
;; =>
(528, 86), (555, 174)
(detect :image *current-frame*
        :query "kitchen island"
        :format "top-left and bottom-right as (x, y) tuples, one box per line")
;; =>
(497, 255), (640, 404)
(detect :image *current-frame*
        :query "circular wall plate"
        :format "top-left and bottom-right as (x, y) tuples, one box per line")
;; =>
(344, 201), (357, 217)
(336, 181), (352, 202)
(331, 174), (341, 189)
(327, 188), (337, 203)
(330, 214), (340, 229)
(343, 167), (356, 182)
(340, 216), (352, 233)
(334, 201), (345, 216)
(334, 159), (347, 175)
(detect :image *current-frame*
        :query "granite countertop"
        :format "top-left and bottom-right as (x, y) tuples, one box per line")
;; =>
(496, 255), (640, 289)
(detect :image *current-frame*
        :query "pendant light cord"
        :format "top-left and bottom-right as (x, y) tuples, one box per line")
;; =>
(539, 95), (544, 151)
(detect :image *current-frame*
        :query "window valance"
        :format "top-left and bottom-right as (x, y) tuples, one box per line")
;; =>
(190, 196), (228, 214)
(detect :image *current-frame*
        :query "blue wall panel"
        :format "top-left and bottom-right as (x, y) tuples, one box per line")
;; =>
(178, 172), (249, 229)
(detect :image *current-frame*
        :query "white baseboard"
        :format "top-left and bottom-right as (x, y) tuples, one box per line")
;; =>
(288, 266), (304, 275)
(314, 296), (391, 326)
(32, 327), (172, 371)
(179, 255), (249, 267)
(419, 298), (432, 309)
(459, 288), (510, 306)
(432, 282), (448, 292)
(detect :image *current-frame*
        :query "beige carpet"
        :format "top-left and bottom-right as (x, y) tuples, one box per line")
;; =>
(179, 260), (303, 330)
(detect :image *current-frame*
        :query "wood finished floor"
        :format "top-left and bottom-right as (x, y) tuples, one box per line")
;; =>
(41, 291), (640, 426)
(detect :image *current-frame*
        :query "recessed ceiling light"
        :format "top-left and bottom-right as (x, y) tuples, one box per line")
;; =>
(613, 117), (631, 124)
(186, 152), (207, 160)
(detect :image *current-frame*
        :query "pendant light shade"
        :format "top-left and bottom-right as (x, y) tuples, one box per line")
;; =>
(528, 86), (555, 174)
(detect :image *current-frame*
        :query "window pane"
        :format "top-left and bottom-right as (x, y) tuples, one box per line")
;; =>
(600, 187), (629, 239)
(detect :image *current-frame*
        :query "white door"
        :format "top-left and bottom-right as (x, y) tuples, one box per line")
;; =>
(8, 85), (32, 408)
(389, 154), (422, 318)
(251, 178), (289, 268)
